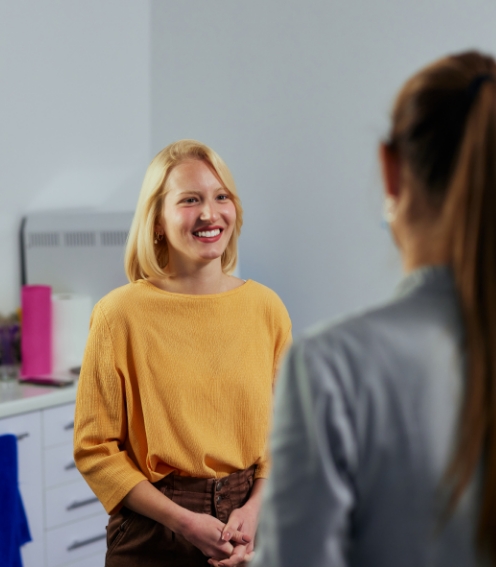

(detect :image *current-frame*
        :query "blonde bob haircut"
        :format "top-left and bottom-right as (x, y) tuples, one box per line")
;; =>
(125, 139), (243, 282)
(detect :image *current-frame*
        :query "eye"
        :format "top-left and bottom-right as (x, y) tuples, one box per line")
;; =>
(182, 197), (198, 204)
(217, 193), (230, 201)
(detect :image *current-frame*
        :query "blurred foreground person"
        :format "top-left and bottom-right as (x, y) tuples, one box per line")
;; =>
(253, 51), (496, 567)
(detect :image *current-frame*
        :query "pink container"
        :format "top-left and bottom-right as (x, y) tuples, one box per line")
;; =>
(21, 285), (52, 377)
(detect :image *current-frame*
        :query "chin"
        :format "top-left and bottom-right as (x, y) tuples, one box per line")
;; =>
(198, 253), (223, 262)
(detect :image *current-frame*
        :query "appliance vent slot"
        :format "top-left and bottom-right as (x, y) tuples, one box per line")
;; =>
(28, 232), (60, 248)
(101, 231), (128, 246)
(64, 232), (96, 247)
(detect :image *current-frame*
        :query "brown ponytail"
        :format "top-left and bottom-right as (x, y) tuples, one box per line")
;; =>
(387, 51), (496, 562)
(444, 68), (496, 560)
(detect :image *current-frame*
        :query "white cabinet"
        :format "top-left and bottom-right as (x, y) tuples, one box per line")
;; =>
(0, 411), (44, 567)
(44, 444), (82, 488)
(45, 477), (103, 529)
(46, 513), (108, 567)
(0, 402), (107, 567)
(43, 404), (77, 448)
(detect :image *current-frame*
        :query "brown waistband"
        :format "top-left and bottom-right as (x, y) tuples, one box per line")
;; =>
(154, 465), (256, 494)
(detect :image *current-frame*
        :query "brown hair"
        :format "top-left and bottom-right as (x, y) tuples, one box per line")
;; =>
(386, 51), (496, 561)
(125, 139), (243, 281)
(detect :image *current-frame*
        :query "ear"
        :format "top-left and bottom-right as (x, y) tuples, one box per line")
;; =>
(154, 219), (164, 235)
(379, 143), (401, 200)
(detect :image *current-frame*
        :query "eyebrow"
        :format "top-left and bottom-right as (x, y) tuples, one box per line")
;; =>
(176, 187), (226, 196)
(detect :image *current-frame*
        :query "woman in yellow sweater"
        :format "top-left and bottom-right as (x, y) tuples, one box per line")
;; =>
(73, 140), (292, 567)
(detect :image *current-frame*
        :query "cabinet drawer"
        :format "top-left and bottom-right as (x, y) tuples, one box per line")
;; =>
(0, 410), (42, 485)
(62, 550), (106, 567)
(20, 481), (45, 567)
(46, 512), (108, 567)
(43, 403), (76, 447)
(44, 443), (82, 488)
(0, 411), (45, 567)
(46, 479), (105, 529)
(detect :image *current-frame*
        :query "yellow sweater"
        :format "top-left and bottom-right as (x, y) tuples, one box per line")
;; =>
(74, 279), (291, 514)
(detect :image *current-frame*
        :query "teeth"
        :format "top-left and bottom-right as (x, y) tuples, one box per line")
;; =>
(194, 229), (221, 237)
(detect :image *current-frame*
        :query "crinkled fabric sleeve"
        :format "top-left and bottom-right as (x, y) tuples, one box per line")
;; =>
(273, 325), (293, 385)
(255, 303), (292, 480)
(73, 303), (147, 515)
(252, 336), (357, 567)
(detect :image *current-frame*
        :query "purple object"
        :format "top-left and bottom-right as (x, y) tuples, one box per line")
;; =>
(0, 324), (20, 366)
(21, 285), (52, 377)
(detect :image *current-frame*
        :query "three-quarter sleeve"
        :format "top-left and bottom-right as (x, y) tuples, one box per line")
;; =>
(255, 308), (292, 480)
(253, 336), (357, 567)
(73, 304), (147, 514)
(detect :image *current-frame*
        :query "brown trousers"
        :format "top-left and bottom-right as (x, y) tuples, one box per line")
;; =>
(105, 466), (256, 567)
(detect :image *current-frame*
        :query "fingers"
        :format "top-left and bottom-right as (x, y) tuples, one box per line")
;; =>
(212, 540), (233, 560)
(221, 517), (239, 542)
(223, 529), (251, 544)
(244, 541), (254, 554)
(208, 543), (253, 567)
(221, 508), (253, 545)
(243, 550), (255, 562)
(216, 544), (247, 567)
(221, 518), (251, 545)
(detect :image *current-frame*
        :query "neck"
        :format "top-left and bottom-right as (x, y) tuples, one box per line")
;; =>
(152, 257), (234, 295)
(399, 225), (450, 274)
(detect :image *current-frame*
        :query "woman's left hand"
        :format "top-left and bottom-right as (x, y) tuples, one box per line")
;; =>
(208, 478), (265, 567)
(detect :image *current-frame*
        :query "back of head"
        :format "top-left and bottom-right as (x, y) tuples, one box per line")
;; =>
(125, 139), (243, 281)
(386, 51), (496, 562)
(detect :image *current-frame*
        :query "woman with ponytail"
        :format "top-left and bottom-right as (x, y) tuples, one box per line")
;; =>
(252, 51), (496, 567)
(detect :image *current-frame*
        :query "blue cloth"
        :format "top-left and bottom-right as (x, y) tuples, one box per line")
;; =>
(0, 434), (31, 567)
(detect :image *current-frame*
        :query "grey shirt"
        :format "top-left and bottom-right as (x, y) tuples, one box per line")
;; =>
(253, 266), (482, 567)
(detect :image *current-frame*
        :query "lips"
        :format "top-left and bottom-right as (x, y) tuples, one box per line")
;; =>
(193, 228), (221, 238)
(192, 226), (224, 242)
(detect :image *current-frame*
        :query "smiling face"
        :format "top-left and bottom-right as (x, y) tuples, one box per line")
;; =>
(155, 159), (237, 270)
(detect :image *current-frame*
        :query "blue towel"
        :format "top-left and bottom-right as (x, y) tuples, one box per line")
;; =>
(0, 434), (31, 567)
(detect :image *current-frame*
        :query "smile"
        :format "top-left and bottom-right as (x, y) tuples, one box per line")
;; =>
(193, 229), (221, 237)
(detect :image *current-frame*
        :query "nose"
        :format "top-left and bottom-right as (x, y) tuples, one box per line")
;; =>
(199, 198), (220, 222)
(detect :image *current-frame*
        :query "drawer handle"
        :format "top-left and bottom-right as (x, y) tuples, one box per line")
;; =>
(64, 421), (74, 431)
(66, 496), (99, 511)
(16, 432), (30, 441)
(67, 532), (106, 551)
(64, 461), (77, 471)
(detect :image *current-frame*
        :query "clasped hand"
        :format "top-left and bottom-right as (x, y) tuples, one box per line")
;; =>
(181, 505), (256, 567)
(207, 504), (258, 567)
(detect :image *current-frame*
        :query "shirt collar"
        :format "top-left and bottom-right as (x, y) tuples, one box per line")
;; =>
(395, 264), (455, 299)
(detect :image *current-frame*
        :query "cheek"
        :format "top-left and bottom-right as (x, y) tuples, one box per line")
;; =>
(163, 209), (195, 238)
(224, 203), (237, 227)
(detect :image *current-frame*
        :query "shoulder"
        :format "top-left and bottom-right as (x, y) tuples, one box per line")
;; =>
(295, 290), (428, 360)
(92, 280), (149, 324)
(295, 303), (382, 352)
(245, 280), (289, 312)
(245, 280), (291, 328)
(286, 298), (416, 398)
(287, 287), (458, 401)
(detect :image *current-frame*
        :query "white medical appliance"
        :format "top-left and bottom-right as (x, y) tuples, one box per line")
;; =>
(21, 210), (134, 305)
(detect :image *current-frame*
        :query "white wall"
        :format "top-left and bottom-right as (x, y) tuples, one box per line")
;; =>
(150, 0), (496, 333)
(0, 0), (150, 314)
(2, 1), (496, 333)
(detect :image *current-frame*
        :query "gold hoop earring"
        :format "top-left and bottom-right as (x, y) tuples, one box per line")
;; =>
(154, 233), (164, 244)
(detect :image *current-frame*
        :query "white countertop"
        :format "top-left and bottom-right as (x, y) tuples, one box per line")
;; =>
(0, 379), (78, 418)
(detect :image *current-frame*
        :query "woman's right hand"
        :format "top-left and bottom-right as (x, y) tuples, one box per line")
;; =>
(121, 481), (251, 561)
(177, 510), (249, 561)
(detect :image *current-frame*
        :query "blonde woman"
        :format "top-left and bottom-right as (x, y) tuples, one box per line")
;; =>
(74, 140), (292, 567)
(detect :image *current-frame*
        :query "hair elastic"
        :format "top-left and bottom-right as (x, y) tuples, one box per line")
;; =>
(467, 73), (495, 100)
